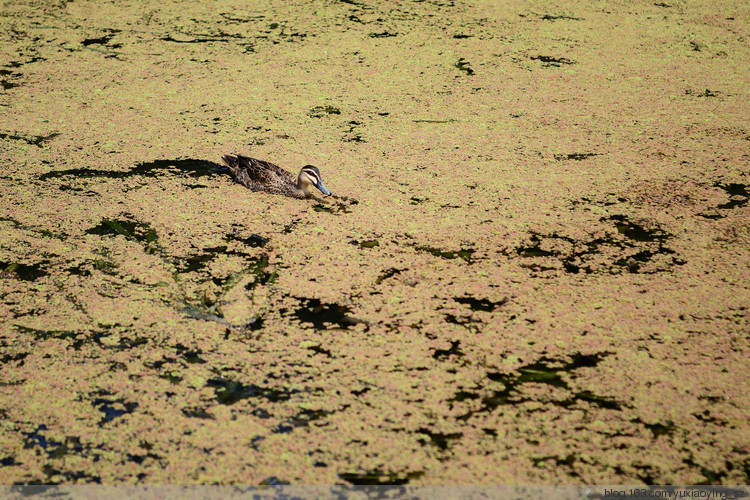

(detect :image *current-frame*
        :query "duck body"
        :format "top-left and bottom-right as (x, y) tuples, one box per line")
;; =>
(221, 154), (331, 199)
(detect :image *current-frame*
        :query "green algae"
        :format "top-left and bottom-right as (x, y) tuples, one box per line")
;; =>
(0, 0), (748, 487)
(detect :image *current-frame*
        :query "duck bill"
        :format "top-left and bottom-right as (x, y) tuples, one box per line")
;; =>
(317, 181), (331, 196)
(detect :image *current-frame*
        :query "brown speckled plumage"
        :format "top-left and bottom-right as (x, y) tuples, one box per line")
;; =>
(221, 154), (331, 199)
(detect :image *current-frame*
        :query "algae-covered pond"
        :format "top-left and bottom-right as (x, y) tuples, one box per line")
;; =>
(1, 0), (748, 485)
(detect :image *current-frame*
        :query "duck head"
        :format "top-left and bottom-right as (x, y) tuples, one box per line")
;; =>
(298, 165), (331, 197)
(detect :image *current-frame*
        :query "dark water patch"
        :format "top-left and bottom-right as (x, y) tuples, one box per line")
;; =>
(37, 466), (102, 484)
(1, 261), (48, 281)
(308, 105), (340, 117)
(444, 313), (477, 326)
(516, 234), (558, 257)
(685, 88), (720, 97)
(554, 153), (598, 161)
(642, 420), (676, 439)
(39, 159), (228, 181)
(92, 397), (138, 425)
(339, 470), (424, 486)
(417, 428), (462, 451)
(1, 69), (22, 90)
(291, 298), (365, 330)
(182, 408), (214, 419)
(1, 456), (19, 466)
(475, 353), (615, 415)
(92, 257), (118, 275)
(161, 34), (239, 44)
(541, 14), (584, 20)
(530, 55), (575, 66)
(517, 222), (679, 274)
(183, 307), (264, 333)
(415, 245), (475, 263)
(259, 477), (290, 486)
(449, 390), (480, 403)
(14, 325), (86, 350)
(86, 218), (161, 254)
(226, 233), (268, 248)
(207, 378), (295, 405)
(0, 216), (65, 239)
(413, 119), (456, 124)
(410, 195), (428, 204)
(455, 296), (507, 312)
(243, 254), (277, 290)
(343, 122), (365, 143)
(313, 204), (334, 213)
(58, 184), (98, 196)
(23, 425), (62, 451)
(432, 340), (462, 360)
(315, 196), (358, 214)
(369, 31), (397, 38)
(349, 239), (379, 249)
(273, 408), (331, 434)
(0, 131), (59, 147)
(82, 34), (115, 46)
(15, 324), (146, 350)
(178, 252), (217, 274)
(715, 182), (748, 210)
(455, 58), (474, 75)
(306, 344), (332, 357)
(1, 351), (28, 365)
(607, 215), (669, 242)
(571, 390), (621, 410)
(174, 343), (206, 364)
(453, 34), (472, 38)
(375, 267), (402, 284)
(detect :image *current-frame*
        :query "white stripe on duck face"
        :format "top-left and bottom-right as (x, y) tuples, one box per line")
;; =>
(302, 167), (320, 185)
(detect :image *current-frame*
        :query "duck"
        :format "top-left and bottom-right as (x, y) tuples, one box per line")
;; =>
(221, 154), (331, 199)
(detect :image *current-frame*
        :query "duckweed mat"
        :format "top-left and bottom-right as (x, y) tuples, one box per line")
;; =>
(1, 0), (748, 485)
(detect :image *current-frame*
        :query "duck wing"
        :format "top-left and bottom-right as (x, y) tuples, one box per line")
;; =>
(222, 154), (296, 191)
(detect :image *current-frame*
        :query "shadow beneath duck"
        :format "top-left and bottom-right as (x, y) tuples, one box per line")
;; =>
(39, 159), (229, 180)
